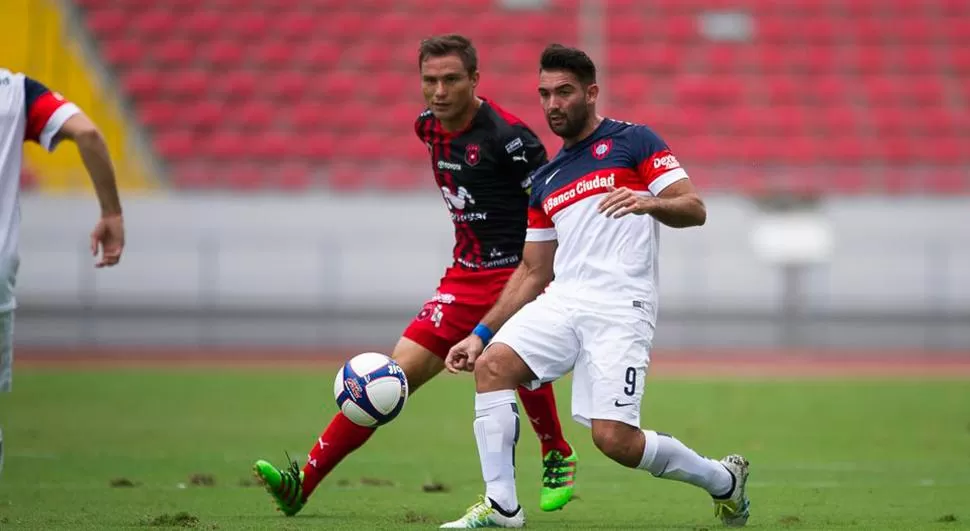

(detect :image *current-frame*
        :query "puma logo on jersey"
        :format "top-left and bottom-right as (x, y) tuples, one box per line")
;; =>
(511, 152), (529, 163)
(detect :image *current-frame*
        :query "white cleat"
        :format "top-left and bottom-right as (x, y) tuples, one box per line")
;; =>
(713, 454), (750, 527)
(440, 496), (525, 528)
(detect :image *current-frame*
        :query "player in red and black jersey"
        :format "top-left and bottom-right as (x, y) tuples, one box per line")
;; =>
(253, 35), (578, 517)
(413, 93), (545, 273)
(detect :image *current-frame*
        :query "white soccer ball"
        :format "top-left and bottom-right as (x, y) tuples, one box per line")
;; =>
(333, 352), (409, 427)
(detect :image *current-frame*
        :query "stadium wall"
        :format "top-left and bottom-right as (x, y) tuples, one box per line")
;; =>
(13, 193), (969, 350)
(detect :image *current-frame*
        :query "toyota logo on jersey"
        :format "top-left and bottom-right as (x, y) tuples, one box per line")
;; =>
(465, 144), (481, 166)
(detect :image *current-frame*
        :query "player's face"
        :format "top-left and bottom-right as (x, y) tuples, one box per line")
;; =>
(421, 54), (479, 123)
(538, 70), (597, 139)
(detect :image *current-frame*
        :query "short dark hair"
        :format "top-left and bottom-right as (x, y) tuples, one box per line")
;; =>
(539, 44), (597, 86)
(418, 34), (478, 75)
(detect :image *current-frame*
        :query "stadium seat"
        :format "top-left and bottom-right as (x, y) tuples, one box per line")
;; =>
(230, 101), (276, 129)
(155, 130), (196, 159)
(84, 9), (126, 35)
(276, 163), (312, 191)
(121, 69), (161, 101)
(162, 70), (209, 99)
(181, 11), (222, 38)
(131, 9), (177, 37)
(137, 100), (179, 129)
(153, 39), (195, 67)
(252, 41), (296, 69)
(101, 38), (145, 68)
(77, 0), (966, 193)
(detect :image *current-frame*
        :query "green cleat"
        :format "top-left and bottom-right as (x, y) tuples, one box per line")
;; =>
(539, 445), (577, 511)
(252, 457), (305, 516)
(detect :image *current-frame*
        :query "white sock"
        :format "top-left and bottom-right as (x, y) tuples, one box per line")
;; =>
(638, 430), (734, 497)
(473, 390), (520, 513)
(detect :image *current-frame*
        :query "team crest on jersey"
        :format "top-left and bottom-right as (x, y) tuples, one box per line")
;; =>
(465, 144), (481, 166)
(591, 139), (612, 160)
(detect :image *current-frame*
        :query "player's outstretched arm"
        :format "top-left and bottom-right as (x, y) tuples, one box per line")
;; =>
(55, 113), (122, 217)
(598, 179), (706, 228)
(445, 240), (556, 373)
(54, 113), (125, 267)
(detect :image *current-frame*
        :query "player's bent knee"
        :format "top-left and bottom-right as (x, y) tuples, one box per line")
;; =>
(591, 420), (642, 468)
(473, 343), (532, 392)
(472, 350), (506, 390)
(390, 337), (445, 394)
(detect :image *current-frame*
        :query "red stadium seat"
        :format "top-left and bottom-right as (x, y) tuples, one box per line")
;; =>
(227, 11), (270, 39)
(154, 130), (196, 159)
(294, 131), (337, 160)
(85, 9), (127, 36)
(276, 163), (312, 191)
(212, 71), (260, 101)
(121, 69), (161, 100)
(274, 11), (317, 40)
(181, 11), (222, 38)
(182, 100), (225, 129)
(301, 41), (343, 69)
(101, 38), (145, 68)
(231, 101), (276, 129)
(131, 9), (177, 37)
(153, 39), (195, 67)
(252, 41), (296, 69)
(162, 70), (209, 99)
(251, 131), (294, 160)
(204, 131), (248, 159)
(285, 103), (330, 132)
(202, 40), (245, 68)
(137, 100), (179, 129)
(266, 71), (310, 101)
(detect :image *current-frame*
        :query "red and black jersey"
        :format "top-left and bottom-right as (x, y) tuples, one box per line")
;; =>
(415, 97), (548, 271)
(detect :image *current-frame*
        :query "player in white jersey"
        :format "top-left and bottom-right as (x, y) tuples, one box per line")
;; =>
(439, 45), (750, 529)
(0, 68), (125, 476)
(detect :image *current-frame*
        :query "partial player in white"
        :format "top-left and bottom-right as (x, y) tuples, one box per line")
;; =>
(441, 45), (750, 529)
(0, 68), (126, 476)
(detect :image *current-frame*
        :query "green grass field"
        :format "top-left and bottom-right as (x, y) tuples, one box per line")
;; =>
(1, 367), (969, 529)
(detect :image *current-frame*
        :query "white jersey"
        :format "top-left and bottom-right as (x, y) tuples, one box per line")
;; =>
(0, 68), (80, 311)
(526, 119), (689, 319)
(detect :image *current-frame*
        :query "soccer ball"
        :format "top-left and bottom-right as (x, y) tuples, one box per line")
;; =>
(333, 352), (409, 427)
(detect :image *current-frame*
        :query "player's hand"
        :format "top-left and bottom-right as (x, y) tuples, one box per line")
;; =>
(90, 214), (125, 268)
(445, 334), (486, 374)
(598, 186), (655, 218)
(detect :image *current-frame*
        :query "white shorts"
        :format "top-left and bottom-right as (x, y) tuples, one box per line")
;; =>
(0, 311), (12, 392)
(489, 293), (655, 428)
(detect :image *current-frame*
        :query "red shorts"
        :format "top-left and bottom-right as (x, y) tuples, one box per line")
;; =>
(402, 267), (513, 359)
